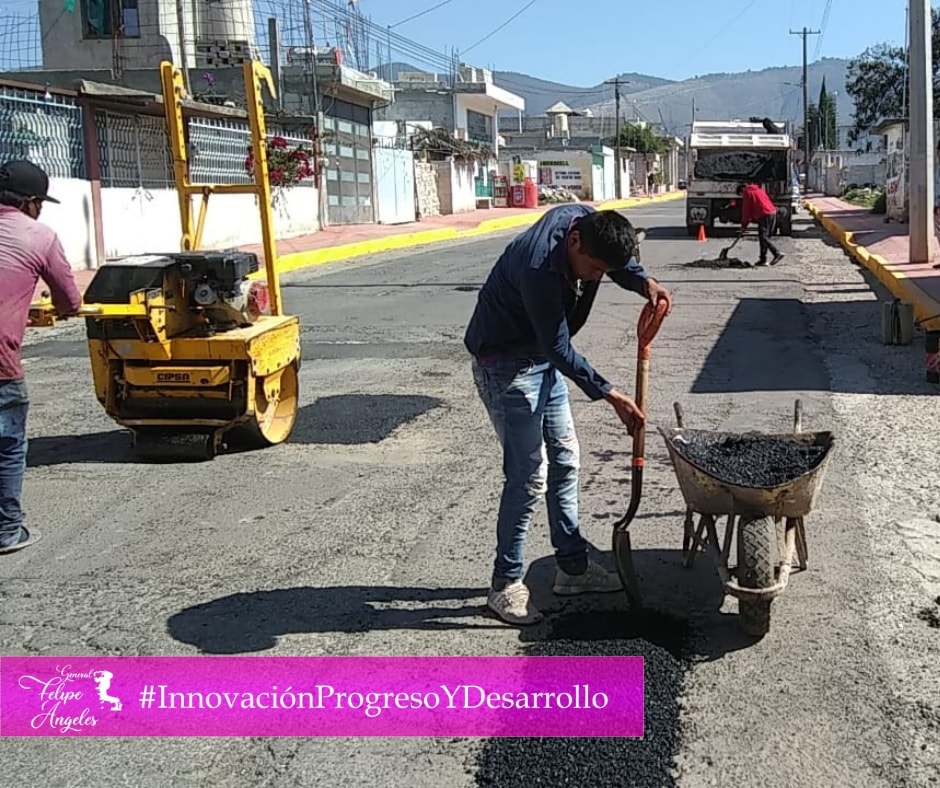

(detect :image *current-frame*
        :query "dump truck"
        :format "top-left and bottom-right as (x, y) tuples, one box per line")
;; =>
(685, 118), (795, 237)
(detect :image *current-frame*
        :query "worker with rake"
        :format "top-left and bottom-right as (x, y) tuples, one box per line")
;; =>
(464, 205), (672, 625)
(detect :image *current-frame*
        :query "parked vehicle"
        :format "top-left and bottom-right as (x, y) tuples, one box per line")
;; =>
(685, 119), (795, 236)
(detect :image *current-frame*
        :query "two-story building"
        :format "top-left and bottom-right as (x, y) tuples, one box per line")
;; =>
(7, 0), (395, 227)
(376, 65), (525, 204)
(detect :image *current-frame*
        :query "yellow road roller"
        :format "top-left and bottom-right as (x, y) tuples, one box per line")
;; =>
(30, 60), (301, 460)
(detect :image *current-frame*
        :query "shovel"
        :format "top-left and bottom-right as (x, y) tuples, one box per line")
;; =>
(612, 297), (670, 610)
(718, 232), (744, 261)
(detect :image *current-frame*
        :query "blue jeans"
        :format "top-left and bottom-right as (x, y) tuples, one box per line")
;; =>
(0, 379), (29, 548)
(472, 357), (589, 586)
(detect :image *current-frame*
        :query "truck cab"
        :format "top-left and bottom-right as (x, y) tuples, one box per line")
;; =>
(685, 120), (795, 237)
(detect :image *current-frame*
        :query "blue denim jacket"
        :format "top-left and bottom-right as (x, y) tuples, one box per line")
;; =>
(464, 203), (649, 401)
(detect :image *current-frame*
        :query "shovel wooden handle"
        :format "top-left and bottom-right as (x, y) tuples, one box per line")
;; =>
(633, 298), (669, 467)
(614, 298), (669, 533)
(612, 297), (670, 606)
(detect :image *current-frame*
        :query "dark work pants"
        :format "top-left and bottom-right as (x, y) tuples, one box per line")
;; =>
(758, 213), (780, 263)
(0, 379), (28, 548)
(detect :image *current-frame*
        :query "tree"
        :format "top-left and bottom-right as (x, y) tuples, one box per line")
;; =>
(616, 122), (667, 155)
(614, 123), (667, 190)
(805, 102), (820, 152)
(816, 77), (838, 149)
(845, 8), (940, 139)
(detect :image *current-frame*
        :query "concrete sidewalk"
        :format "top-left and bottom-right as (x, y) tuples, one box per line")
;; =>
(806, 194), (940, 332)
(37, 190), (685, 300)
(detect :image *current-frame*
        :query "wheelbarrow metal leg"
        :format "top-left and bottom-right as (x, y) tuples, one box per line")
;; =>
(722, 514), (737, 563)
(793, 516), (809, 569)
(682, 506), (695, 554)
(683, 514), (708, 568)
(704, 515), (723, 559)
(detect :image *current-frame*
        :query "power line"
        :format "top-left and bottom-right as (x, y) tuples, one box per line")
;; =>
(319, 0), (453, 70)
(461, 0), (538, 56)
(684, 0), (761, 61)
(390, 0), (456, 30)
(813, 0), (834, 60)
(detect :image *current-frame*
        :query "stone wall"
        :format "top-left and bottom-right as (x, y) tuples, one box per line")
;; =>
(415, 162), (441, 219)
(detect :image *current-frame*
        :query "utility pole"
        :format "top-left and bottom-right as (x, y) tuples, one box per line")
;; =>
(605, 78), (629, 199)
(909, 0), (934, 263)
(268, 18), (283, 110)
(790, 26), (820, 194)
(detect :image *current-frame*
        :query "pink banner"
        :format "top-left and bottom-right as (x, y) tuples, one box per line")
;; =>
(0, 657), (644, 738)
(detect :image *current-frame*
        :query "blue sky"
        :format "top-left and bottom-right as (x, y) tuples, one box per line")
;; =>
(357, 0), (919, 85)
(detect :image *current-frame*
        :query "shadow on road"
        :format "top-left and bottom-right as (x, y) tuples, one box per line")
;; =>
(690, 297), (932, 396)
(164, 546), (754, 655)
(167, 585), (503, 653)
(27, 429), (136, 466)
(26, 394), (444, 464)
(641, 225), (692, 241)
(165, 543), (760, 788)
(290, 394), (444, 444)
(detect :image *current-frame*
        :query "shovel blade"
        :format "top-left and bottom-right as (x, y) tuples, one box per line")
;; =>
(613, 527), (643, 610)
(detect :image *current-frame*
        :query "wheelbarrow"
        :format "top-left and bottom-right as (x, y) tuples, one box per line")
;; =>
(657, 399), (835, 637)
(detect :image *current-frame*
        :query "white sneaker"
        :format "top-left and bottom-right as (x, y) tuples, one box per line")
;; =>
(553, 560), (623, 596)
(487, 581), (543, 625)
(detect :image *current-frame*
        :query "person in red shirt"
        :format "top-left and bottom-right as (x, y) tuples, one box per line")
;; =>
(737, 182), (784, 266)
(0, 160), (83, 555)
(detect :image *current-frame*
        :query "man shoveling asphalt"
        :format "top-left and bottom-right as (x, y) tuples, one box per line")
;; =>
(464, 204), (672, 625)
(737, 182), (784, 266)
(0, 160), (83, 555)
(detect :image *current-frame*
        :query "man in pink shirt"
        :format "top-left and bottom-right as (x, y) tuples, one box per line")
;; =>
(0, 160), (83, 554)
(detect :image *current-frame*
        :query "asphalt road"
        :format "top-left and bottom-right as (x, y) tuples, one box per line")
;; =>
(3, 200), (940, 787)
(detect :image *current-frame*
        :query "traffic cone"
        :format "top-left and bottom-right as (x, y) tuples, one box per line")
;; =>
(697, 224), (706, 242)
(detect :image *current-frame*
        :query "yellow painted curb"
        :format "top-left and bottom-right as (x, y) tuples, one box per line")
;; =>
(249, 190), (687, 280)
(806, 199), (940, 331)
(598, 190), (686, 211)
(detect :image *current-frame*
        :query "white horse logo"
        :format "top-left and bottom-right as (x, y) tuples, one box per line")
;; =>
(91, 670), (122, 712)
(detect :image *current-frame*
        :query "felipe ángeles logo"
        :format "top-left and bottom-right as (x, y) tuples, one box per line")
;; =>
(17, 665), (123, 733)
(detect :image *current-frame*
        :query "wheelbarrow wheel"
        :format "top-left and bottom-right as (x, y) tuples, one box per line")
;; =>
(736, 515), (776, 637)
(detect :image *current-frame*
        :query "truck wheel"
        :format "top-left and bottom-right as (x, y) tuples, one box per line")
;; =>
(779, 216), (793, 236)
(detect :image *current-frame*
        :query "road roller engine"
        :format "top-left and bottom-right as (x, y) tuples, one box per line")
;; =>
(75, 249), (300, 461)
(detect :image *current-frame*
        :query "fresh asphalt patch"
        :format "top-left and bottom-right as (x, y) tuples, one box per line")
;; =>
(468, 551), (756, 788)
(472, 609), (688, 788)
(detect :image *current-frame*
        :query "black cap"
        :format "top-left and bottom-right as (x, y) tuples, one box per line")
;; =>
(0, 160), (60, 204)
